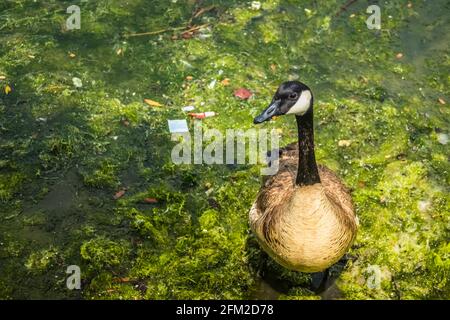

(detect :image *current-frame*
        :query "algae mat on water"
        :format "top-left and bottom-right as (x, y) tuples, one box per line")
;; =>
(0, 0), (449, 299)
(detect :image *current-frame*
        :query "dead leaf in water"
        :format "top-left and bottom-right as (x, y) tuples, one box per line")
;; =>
(143, 198), (158, 204)
(338, 140), (352, 147)
(234, 88), (252, 100)
(144, 99), (163, 107)
(359, 76), (368, 84)
(114, 189), (126, 200)
(182, 32), (193, 39)
(4, 85), (12, 94)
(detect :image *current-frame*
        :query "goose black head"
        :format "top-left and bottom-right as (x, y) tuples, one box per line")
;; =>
(254, 81), (313, 124)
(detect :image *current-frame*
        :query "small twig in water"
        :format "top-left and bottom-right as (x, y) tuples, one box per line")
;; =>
(124, 23), (209, 38)
(192, 5), (216, 21)
(124, 26), (187, 38)
(184, 23), (209, 34)
(335, 0), (359, 17)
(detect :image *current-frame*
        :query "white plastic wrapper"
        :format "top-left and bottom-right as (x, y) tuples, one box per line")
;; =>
(168, 120), (189, 133)
(181, 106), (195, 112)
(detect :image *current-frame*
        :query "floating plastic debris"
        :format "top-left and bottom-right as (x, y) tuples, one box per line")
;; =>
(251, 1), (261, 10)
(72, 77), (82, 88)
(180, 60), (193, 68)
(208, 79), (217, 89)
(168, 119), (189, 133)
(182, 106), (195, 112)
(418, 200), (431, 212)
(437, 133), (448, 145)
(197, 26), (212, 40)
(188, 112), (216, 119)
(198, 33), (212, 40)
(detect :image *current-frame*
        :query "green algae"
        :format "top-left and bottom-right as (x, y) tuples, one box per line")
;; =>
(0, 0), (449, 300)
(25, 246), (59, 273)
(80, 237), (131, 270)
(0, 171), (25, 201)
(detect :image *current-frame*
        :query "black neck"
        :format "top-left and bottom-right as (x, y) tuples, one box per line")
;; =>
(295, 106), (320, 186)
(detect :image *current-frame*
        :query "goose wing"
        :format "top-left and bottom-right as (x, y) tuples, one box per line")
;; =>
(257, 142), (354, 218)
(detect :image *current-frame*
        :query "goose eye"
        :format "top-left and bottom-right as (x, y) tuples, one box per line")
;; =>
(289, 93), (298, 99)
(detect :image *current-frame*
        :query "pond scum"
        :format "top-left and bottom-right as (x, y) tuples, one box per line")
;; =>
(0, 0), (448, 299)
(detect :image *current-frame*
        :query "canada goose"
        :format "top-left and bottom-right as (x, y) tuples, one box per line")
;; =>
(250, 81), (358, 273)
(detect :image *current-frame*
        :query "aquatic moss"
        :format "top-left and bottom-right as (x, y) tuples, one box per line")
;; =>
(0, 172), (25, 201)
(80, 237), (130, 270)
(25, 247), (59, 273)
(81, 161), (120, 188)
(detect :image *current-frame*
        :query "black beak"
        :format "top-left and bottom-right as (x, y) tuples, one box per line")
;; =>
(253, 100), (281, 124)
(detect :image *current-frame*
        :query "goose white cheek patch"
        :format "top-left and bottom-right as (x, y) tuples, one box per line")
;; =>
(286, 90), (312, 115)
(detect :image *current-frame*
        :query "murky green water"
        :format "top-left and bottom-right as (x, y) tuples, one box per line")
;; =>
(0, 0), (449, 299)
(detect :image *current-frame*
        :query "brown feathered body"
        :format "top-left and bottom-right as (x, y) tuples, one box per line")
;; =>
(249, 143), (358, 272)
